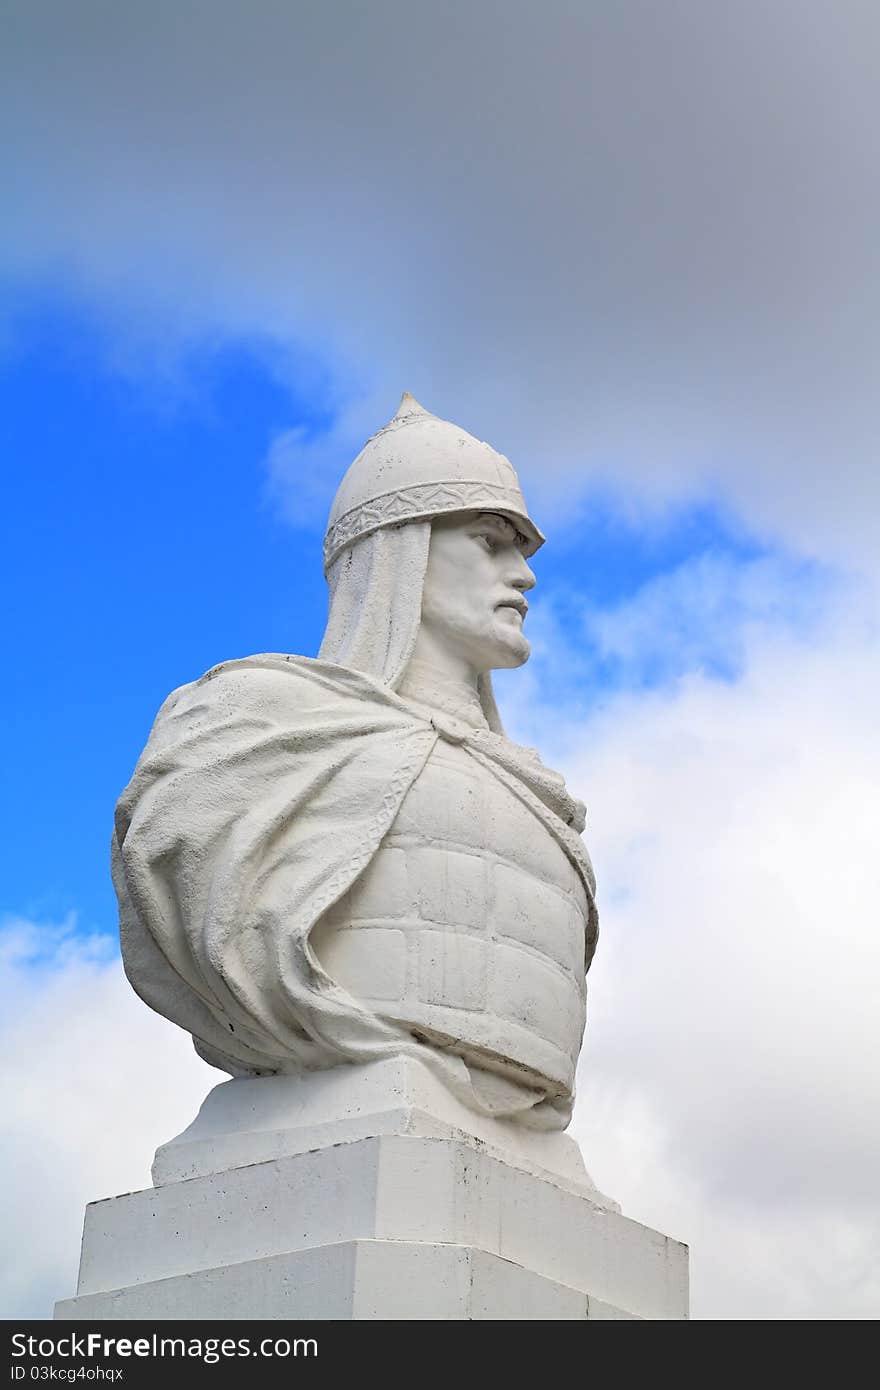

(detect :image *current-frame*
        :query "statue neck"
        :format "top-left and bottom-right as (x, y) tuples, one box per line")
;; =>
(397, 657), (488, 731)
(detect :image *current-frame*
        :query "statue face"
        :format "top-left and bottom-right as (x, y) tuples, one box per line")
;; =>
(418, 511), (536, 675)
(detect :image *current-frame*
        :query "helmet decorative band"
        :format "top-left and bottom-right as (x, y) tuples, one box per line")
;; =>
(324, 477), (542, 572)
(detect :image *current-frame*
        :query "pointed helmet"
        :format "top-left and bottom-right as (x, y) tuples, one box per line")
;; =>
(323, 393), (545, 573)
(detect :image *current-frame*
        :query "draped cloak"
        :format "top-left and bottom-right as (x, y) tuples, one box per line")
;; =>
(113, 653), (598, 1127)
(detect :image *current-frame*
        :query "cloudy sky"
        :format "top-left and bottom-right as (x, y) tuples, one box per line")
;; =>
(2, 1), (878, 1320)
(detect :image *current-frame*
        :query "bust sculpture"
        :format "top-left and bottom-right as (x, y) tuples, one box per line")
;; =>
(113, 393), (598, 1133)
(57, 392), (691, 1324)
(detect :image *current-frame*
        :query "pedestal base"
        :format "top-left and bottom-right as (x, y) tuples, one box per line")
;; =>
(56, 1059), (688, 1321)
(57, 1240), (645, 1320)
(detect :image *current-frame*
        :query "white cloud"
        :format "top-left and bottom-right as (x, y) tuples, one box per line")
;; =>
(264, 405), (378, 531)
(582, 551), (834, 684)
(0, 917), (214, 1320)
(500, 568), (880, 1318)
(1, 3), (879, 574)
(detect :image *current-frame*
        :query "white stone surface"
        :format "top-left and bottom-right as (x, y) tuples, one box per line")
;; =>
(57, 1242), (640, 1321)
(151, 1057), (615, 1203)
(311, 737), (590, 1099)
(57, 1126), (687, 1320)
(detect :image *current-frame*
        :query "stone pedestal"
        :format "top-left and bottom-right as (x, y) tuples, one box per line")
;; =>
(55, 1058), (688, 1321)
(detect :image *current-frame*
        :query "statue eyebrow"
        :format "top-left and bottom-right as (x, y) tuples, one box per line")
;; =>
(473, 512), (518, 540)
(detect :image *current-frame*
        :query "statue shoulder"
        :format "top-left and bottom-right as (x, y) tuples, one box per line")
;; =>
(122, 652), (429, 812)
(154, 653), (412, 732)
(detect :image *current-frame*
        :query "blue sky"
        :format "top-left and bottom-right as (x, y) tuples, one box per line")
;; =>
(3, 292), (325, 932)
(1, 3), (878, 1322)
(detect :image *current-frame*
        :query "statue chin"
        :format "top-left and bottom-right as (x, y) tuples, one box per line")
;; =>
(486, 631), (531, 670)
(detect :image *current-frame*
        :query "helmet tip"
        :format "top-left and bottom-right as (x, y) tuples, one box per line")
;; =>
(393, 390), (428, 422)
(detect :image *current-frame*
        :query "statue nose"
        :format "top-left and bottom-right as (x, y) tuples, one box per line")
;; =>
(507, 555), (536, 592)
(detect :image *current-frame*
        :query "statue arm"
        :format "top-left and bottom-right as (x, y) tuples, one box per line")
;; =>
(114, 659), (437, 1074)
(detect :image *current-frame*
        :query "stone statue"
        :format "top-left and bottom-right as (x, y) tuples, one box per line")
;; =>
(113, 393), (598, 1132)
(60, 394), (688, 1321)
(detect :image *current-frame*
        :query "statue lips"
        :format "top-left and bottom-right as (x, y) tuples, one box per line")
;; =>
(495, 597), (528, 622)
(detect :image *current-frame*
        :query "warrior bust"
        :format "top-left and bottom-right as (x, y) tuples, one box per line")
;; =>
(57, 393), (690, 1325)
(113, 393), (598, 1132)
